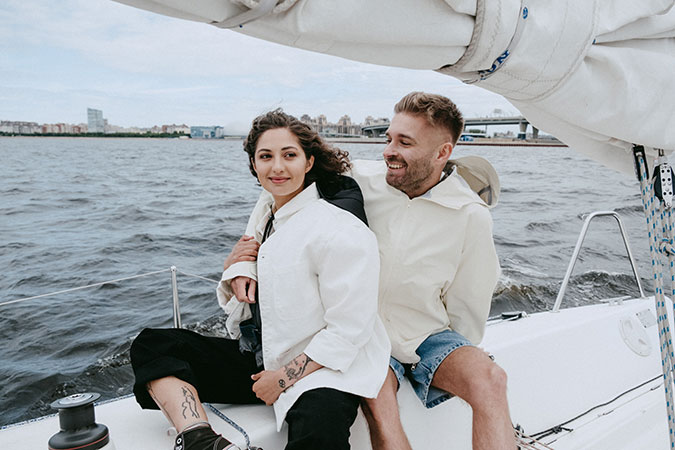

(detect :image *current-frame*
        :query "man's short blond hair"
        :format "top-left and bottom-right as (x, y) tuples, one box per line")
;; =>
(394, 92), (464, 145)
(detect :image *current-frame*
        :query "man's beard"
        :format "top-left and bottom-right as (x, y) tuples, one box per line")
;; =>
(385, 156), (435, 197)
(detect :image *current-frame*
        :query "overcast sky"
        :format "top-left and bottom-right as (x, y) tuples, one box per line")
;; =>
(1, 0), (519, 134)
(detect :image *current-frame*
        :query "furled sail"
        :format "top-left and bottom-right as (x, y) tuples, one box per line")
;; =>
(114, 0), (675, 174)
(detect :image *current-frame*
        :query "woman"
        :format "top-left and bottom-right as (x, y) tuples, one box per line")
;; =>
(130, 110), (390, 450)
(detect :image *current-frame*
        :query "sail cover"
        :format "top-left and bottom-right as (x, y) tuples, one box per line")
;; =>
(114, 0), (675, 174)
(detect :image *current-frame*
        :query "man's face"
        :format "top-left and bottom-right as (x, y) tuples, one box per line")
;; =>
(383, 112), (450, 198)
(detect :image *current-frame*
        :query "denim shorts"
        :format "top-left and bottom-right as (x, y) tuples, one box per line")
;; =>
(390, 329), (472, 408)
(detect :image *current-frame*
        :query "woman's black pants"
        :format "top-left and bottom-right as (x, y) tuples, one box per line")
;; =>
(130, 328), (360, 450)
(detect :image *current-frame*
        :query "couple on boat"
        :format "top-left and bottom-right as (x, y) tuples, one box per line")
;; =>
(129, 92), (515, 450)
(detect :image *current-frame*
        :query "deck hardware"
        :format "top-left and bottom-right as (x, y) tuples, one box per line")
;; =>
(619, 316), (652, 356)
(553, 211), (645, 312)
(653, 150), (674, 208)
(48, 393), (113, 450)
(632, 145), (648, 181)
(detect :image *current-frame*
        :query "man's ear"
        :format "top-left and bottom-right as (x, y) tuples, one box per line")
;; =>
(437, 142), (453, 162)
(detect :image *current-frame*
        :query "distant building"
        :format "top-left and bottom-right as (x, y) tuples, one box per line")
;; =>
(87, 108), (104, 133)
(0, 121), (41, 134)
(337, 115), (361, 136)
(301, 114), (364, 137)
(162, 124), (190, 135)
(190, 126), (225, 139)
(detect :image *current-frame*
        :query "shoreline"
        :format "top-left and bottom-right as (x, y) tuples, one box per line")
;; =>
(0, 135), (567, 147)
(325, 137), (567, 147)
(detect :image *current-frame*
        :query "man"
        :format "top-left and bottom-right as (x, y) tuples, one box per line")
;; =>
(228, 92), (514, 449)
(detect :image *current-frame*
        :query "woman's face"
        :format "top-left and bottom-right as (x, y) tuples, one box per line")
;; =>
(253, 127), (314, 210)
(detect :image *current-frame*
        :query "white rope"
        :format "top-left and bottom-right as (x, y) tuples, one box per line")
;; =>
(636, 155), (675, 447)
(0, 268), (172, 308)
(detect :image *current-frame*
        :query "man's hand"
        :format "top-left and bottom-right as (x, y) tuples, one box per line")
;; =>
(223, 235), (260, 271)
(231, 276), (257, 304)
(251, 369), (286, 405)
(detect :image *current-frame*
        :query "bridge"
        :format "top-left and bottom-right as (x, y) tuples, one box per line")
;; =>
(361, 115), (537, 139)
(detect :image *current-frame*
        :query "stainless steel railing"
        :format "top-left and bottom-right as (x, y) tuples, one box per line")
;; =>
(552, 211), (645, 312)
(0, 266), (220, 328)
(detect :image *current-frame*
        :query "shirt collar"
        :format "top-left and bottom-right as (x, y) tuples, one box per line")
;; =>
(256, 183), (319, 237)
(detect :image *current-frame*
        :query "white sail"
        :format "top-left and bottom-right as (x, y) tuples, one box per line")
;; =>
(113, 0), (675, 174)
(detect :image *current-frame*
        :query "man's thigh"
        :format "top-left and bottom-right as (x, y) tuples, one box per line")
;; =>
(390, 329), (472, 408)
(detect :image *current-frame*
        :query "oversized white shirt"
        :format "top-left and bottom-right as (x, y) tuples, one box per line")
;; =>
(217, 183), (390, 430)
(350, 160), (501, 363)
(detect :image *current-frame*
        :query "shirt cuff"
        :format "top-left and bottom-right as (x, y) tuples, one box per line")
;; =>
(216, 261), (257, 309)
(303, 329), (360, 373)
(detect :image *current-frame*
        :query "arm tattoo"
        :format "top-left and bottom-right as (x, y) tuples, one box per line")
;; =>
(278, 379), (286, 389)
(180, 386), (200, 420)
(284, 355), (313, 382)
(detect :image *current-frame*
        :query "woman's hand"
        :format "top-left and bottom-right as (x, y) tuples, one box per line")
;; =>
(231, 276), (257, 303)
(251, 369), (285, 405)
(251, 354), (322, 405)
(223, 235), (260, 271)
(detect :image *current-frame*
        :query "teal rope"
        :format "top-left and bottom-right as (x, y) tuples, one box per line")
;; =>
(637, 155), (675, 448)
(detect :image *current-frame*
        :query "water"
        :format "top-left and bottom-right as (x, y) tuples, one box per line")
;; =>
(0, 137), (651, 426)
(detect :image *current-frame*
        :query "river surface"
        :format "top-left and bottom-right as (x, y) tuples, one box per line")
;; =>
(0, 136), (651, 426)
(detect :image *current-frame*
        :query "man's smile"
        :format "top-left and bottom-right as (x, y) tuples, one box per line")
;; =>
(386, 161), (406, 170)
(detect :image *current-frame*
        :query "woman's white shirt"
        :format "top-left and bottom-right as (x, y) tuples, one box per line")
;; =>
(218, 183), (390, 430)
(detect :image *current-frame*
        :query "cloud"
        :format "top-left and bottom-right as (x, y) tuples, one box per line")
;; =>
(0, 0), (517, 129)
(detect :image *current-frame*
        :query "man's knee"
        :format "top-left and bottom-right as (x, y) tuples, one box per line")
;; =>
(436, 347), (508, 406)
(465, 360), (508, 406)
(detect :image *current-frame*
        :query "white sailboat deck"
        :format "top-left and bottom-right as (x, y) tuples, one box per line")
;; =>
(3, 297), (669, 449)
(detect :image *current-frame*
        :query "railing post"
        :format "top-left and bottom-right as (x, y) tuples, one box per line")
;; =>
(170, 266), (182, 328)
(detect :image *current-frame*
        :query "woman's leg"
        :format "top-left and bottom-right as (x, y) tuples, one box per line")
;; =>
(130, 328), (262, 431)
(284, 388), (360, 450)
(146, 376), (208, 432)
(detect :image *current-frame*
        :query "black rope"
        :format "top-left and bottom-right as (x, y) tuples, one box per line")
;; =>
(528, 374), (662, 440)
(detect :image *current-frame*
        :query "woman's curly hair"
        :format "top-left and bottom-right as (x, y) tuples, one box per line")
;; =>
(243, 109), (351, 187)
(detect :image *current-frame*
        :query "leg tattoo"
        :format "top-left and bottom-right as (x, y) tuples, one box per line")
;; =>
(181, 386), (201, 420)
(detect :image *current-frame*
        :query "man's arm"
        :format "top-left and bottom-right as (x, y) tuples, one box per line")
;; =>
(442, 205), (500, 345)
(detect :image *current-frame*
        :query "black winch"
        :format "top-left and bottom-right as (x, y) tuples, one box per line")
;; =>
(48, 393), (112, 450)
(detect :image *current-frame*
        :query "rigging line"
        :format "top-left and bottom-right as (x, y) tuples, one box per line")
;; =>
(175, 270), (220, 284)
(0, 268), (172, 308)
(205, 403), (254, 450)
(639, 155), (675, 438)
(530, 374), (662, 440)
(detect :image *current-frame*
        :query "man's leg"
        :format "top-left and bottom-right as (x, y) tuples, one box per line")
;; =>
(431, 346), (515, 450)
(361, 368), (412, 450)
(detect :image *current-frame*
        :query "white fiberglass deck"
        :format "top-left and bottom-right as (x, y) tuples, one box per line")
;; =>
(2, 297), (669, 449)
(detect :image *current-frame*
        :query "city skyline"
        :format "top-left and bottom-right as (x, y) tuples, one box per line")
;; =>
(1, 0), (519, 135)
(0, 107), (392, 137)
